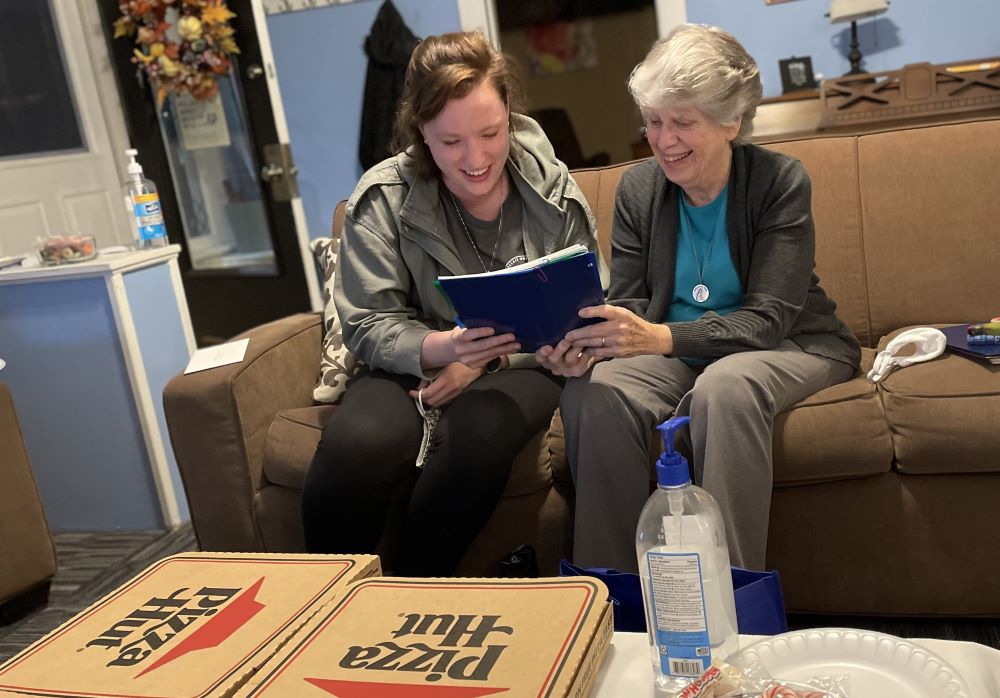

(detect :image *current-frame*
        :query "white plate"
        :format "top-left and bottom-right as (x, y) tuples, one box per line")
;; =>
(730, 628), (972, 697)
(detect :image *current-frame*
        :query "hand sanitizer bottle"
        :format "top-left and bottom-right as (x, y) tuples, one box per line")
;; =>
(123, 149), (167, 249)
(636, 416), (738, 695)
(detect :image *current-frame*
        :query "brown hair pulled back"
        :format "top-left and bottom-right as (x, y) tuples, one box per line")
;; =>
(392, 31), (525, 178)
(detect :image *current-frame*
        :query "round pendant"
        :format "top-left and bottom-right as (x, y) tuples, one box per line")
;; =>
(692, 284), (710, 303)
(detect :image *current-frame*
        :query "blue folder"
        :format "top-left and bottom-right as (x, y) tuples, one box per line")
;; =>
(941, 324), (1000, 363)
(436, 250), (605, 353)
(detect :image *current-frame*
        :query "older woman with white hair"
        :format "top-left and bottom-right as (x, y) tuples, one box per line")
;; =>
(537, 24), (860, 571)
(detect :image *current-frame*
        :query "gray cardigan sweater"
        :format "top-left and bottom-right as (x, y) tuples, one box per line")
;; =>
(611, 144), (860, 367)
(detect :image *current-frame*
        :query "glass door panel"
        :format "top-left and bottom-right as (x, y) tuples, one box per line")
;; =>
(156, 66), (276, 274)
(0, 0), (84, 159)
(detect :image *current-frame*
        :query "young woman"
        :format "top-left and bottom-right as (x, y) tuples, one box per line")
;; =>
(302, 32), (603, 575)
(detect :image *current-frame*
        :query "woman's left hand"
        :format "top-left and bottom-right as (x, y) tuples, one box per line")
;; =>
(408, 361), (484, 408)
(535, 340), (596, 377)
(566, 304), (673, 359)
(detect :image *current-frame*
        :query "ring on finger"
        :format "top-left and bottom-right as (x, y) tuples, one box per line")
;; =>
(601, 336), (607, 347)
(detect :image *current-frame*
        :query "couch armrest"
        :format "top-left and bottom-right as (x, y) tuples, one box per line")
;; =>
(163, 313), (322, 551)
(0, 382), (57, 603)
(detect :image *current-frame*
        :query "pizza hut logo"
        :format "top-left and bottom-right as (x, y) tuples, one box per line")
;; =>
(83, 577), (266, 675)
(307, 613), (513, 697)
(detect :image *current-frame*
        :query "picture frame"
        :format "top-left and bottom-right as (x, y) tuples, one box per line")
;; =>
(778, 56), (817, 93)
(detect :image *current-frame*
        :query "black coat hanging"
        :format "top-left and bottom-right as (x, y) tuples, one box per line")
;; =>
(358, 0), (419, 171)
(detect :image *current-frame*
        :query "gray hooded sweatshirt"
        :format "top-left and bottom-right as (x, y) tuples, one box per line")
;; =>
(334, 114), (605, 378)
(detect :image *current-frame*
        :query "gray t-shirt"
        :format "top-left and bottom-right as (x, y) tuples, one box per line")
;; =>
(441, 180), (526, 273)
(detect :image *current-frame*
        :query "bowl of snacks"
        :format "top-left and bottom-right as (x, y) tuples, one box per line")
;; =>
(37, 235), (98, 265)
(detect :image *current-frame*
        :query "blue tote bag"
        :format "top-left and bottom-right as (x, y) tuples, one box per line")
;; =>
(559, 560), (787, 636)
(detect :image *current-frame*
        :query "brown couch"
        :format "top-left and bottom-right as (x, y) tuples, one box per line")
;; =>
(0, 382), (57, 612)
(164, 117), (1000, 616)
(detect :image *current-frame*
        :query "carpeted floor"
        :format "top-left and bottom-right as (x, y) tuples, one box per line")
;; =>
(1, 525), (998, 664)
(0, 525), (197, 663)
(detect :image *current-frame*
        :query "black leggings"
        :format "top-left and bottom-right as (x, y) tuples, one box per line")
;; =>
(301, 367), (562, 575)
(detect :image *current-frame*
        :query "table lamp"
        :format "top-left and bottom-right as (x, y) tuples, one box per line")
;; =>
(828, 0), (889, 74)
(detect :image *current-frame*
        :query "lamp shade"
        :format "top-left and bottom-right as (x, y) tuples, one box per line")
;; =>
(829, 0), (888, 23)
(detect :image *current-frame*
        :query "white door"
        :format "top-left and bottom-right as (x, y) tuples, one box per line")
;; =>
(0, 0), (133, 259)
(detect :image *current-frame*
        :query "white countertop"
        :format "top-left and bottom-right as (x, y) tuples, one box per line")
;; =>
(0, 245), (180, 284)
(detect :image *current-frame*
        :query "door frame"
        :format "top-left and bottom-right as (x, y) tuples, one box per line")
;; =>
(94, 0), (321, 344)
(247, 0), (321, 312)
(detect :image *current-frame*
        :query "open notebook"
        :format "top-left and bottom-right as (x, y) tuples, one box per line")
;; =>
(436, 245), (605, 353)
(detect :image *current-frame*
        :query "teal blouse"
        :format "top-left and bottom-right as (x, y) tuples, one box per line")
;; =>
(668, 186), (743, 364)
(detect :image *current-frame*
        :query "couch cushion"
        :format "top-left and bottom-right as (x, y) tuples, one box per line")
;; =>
(263, 405), (333, 490)
(262, 405), (557, 497)
(766, 137), (871, 347)
(773, 363), (893, 486)
(549, 349), (892, 488)
(877, 328), (1000, 475)
(857, 120), (1000, 341)
(570, 161), (638, 268)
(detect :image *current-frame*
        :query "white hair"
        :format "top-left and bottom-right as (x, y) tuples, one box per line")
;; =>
(628, 24), (762, 144)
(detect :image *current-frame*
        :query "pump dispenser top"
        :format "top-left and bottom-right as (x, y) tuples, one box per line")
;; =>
(125, 149), (143, 179)
(655, 416), (691, 488)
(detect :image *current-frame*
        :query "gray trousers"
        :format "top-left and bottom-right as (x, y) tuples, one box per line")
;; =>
(561, 340), (854, 572)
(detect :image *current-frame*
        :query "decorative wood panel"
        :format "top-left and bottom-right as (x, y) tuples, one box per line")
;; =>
(819, 58), (1000, 130)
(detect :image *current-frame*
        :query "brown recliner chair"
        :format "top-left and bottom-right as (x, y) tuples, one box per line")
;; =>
(0, 381), (57, 616)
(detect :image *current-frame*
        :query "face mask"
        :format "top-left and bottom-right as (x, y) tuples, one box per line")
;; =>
(867, 327), (947, 383)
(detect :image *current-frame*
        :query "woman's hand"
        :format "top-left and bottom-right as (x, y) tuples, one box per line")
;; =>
(421, 326), (518, 370)
(407, 361), (483, 408)
(450, 326), (519, 369)
(536, 340), (596, 378)
(566, 304), (673, 359)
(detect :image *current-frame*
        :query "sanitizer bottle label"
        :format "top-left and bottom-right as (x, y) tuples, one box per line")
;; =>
(646, 551), (712, 677)
(132, 193), (166, 241)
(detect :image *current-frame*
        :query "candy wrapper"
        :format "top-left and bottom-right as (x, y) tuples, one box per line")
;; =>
(667, 658), (849, 697)
(737, 658), (850, 697)
(36, 234), (97, 265)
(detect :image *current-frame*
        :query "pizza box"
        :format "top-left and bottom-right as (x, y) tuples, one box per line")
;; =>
(234, 575), (614, 698)
(0, 552), (380, 698)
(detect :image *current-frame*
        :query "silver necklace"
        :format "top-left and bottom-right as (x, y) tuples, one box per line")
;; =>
(449, 180), (504, 273)
(681, 196), (725, 303)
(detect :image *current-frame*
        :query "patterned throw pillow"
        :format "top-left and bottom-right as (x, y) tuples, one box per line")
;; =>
(310, 237), (362, 404)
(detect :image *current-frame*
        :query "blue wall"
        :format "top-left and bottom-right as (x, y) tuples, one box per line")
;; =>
(268, 0), (460, 241)
(268, 0), (1000, 240)
(685, 0), (1000, 97)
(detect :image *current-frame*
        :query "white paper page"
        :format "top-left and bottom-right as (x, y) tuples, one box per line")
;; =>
(183, 338), (249, 374)
(437, 244), (589, 280)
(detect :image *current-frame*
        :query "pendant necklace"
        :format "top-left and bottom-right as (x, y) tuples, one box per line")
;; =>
(681, 194), (726, 304)
(449, 177), (505, 273)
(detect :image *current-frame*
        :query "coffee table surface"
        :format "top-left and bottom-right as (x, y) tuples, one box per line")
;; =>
(592, 632), (1000, 698)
